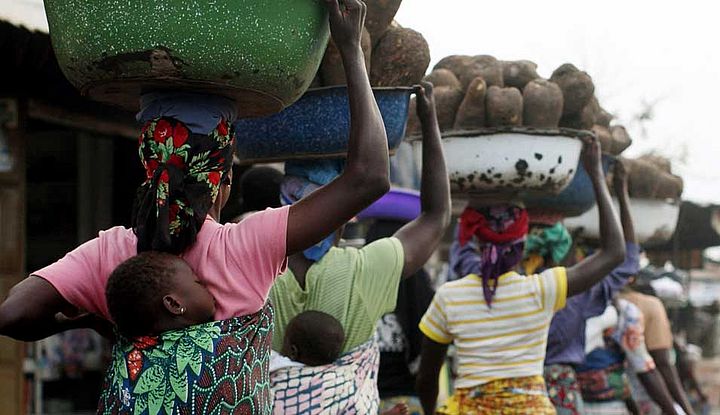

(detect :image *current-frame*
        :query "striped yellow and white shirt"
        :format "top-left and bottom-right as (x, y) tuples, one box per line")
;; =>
(419, 268), (567, 389)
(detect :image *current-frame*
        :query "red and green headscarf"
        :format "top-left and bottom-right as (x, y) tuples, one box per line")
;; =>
(133, 117), (235, 254)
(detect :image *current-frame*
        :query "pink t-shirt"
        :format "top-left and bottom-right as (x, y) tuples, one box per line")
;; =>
(33, 207), (290, 321)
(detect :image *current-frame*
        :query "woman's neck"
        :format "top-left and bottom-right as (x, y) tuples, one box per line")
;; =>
(208, 205), (221, 221)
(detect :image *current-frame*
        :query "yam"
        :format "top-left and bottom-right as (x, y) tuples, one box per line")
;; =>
(454, 77), (487, 130)
(610, 125), (632, 155)
(502, 60), (539, 89)
(596, 102), (614, 127)
(364, 0), (403, 45)
(625, 158), (684, 200)
(550, 63), (595, 116)
(434, 55), (503, 90)
(638, 153), (672, 174)
(458, 55), (504, 90)
(626, 158), (659, 199)
(592, 125), (613, 153)
(655, 174), (684, 200)
(585, 97), (614, 129)
(486, 86), (523, 127)
(434, 86), (465, 131)
(560, 100), (596, 130)
(423, 69), (462, 90)
(433, 55), (473, 80)
(522, 79), (563, 128)
(320, 28), (372, 86)
(584, 97), (601, 123)
(388, 20), (402, 30)
(371, 27), (430, 87)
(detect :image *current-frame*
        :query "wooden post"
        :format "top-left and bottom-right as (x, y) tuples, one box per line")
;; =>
(0, 97), (27, 415)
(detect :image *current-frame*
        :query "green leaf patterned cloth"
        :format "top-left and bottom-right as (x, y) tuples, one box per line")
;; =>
(98, 303), (273, 415)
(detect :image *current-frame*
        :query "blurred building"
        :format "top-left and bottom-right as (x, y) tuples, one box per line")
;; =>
(1, 5), (140, 414)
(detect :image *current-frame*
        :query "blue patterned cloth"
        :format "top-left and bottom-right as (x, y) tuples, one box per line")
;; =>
(280, 160), (344, 262)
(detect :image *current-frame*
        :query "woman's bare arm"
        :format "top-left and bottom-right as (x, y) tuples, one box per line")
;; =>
(0, 276), (104, 341)
(417, 336), (449, 415)
(566, 136), (625, 297)
(287, 0), (390, 256)
(394, 82), (451, 278)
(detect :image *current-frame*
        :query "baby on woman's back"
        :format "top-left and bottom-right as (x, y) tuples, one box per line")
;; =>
(107, 252), (345, 367)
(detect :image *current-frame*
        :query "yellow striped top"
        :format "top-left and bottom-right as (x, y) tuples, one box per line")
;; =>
(419, 267), (567, 389)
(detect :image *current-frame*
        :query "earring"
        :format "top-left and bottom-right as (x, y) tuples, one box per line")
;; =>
(180, 307), (186, 315)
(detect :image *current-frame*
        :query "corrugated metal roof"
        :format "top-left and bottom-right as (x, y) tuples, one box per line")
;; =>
(0, 0), (49, 33)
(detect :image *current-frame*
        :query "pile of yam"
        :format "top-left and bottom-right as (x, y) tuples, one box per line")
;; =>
(623, 154), (684, 200)
(316, 0), (431, 89)
(412, 54), (632, 156)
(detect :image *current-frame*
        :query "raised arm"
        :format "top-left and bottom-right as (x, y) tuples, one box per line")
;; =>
(614, 160), (636, 245)
(286, 0), (390, 256)
(566, 136), (625, 297)
(580, 160), (640, 318)
(394, 83), (452, 278)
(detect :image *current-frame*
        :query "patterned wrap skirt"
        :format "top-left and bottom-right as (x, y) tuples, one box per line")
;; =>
(270, 339), (380, 414)
(97, 303), (274, 415)
(543, 364), (585, 415)
(436, 375), (556, 415)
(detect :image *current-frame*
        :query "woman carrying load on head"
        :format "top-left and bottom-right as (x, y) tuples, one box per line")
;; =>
(416, 134), (627, 415)
(532, 161), (642, 415)
(0, 1), (391, 413)
(267, 80), (450, 414)
(355, 189), (435, 415)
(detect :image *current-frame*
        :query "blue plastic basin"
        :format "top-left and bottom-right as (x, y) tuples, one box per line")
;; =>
(234, 86), (413, 164)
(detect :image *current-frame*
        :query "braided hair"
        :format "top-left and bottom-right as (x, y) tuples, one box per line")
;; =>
(132, 117), (234, 254)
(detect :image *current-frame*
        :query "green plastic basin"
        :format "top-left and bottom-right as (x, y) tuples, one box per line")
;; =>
(44, 0), (330, 116)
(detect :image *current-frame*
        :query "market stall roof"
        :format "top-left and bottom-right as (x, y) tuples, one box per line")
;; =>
(1, 0), (48, 33)
(648, 201), (720, 251)
(0, 14), (135, 137)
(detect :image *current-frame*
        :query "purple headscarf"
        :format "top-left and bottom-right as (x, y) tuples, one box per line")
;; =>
(449, 205), (528, 306)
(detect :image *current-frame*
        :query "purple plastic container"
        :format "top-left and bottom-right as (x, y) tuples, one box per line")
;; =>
(357, 188), (421, 222)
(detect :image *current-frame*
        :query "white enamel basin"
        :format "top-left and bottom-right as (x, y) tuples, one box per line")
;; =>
(564, 198), (680, 244)
(411, 129), (583, 195)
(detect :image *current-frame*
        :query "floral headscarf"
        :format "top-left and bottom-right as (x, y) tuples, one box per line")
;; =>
(133, 117), (234, 254)
(451, 205), (529, 306)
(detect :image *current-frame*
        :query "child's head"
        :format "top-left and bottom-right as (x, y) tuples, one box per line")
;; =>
(281, 310), (345, 366)
(106, 252), (215, 337)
